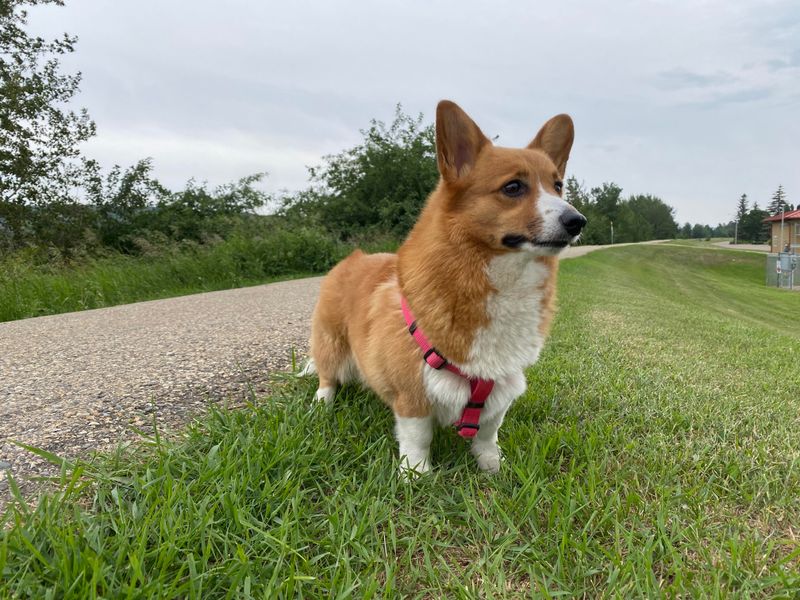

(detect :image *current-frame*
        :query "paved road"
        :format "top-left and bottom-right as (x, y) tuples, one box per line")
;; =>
(713, 241), (770, 252)
(0, 241), (649, 506)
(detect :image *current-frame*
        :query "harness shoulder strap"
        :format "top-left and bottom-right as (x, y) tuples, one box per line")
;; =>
(400, 295), (494, 439)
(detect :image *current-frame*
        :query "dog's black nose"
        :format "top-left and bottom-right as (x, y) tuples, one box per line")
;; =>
(559, 211), (587, 236)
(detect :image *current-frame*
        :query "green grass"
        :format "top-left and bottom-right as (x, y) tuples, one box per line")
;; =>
(665, 238), (770, 250)
(664, 237), (731, 248)
(0, 230), (350, 323)
(2, 245), (799, 597)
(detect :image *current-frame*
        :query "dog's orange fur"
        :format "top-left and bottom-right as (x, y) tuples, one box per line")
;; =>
(309, 100), (576, 465)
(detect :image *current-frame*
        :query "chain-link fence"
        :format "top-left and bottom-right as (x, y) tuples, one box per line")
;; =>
(766, 253), (798, 289)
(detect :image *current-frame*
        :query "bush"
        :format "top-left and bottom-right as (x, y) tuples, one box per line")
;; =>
(281, 106), (438, 241)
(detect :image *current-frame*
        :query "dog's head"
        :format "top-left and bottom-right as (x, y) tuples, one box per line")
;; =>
(435, 100), (586, 255)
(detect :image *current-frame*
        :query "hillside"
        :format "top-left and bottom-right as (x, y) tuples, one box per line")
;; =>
(3, 246), (799, 597)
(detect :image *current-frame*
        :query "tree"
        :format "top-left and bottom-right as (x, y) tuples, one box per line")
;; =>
(283, 105), (438, 240)
(735, 194), (748, 223)
(625, 194), (678, 239)
(83, 158), (170, 250)
(568, 182), (621, 244)
(766, 185), (789, 216)
(280, 108), (683, 246)
(0, 0), (95, 249)
(564, 176), (589, 210)
(711, 221), (734, 237)
(739, 202), (770, 243)
(591, 182), (623, 222)
(614, 203), (652, 242)
(561, 182), (679, 244)
(0, 0), (95, 204)
(151, 173), (268, 244)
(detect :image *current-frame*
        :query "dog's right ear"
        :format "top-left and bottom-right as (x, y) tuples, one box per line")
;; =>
(436, 100), (490, 182)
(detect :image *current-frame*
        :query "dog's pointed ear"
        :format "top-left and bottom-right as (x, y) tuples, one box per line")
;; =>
(436, 100), (491, 182)
(528, 114), (574, 177)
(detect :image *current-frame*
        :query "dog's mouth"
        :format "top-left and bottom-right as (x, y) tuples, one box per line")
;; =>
(501, 234), (571, 250)
(532, 239), (571, 248)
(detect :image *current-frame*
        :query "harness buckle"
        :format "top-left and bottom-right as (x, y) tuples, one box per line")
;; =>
(423, 347), (448, 369)
(455, 422), (480, 436)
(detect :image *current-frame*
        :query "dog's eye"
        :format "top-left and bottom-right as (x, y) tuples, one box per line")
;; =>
(554, 181), (563, 194)
(501, 179), (526, 198)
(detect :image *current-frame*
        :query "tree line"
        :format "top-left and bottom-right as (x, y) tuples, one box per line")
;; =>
(1, 0), (781, 263)
(727, 186), (793, 244)
(275, 109), (687, 247)
(1, 0), (276, 258)
(668, 185), (792, 245)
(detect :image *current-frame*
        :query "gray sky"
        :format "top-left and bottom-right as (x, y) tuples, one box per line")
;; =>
(30, 0), (800, 224)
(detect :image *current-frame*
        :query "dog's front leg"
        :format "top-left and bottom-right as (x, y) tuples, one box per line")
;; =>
(394, 412), (433, 476)
(470, 408), (510, 474)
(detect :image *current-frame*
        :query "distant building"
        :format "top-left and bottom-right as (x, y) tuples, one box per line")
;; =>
(764, 209), (800, 253)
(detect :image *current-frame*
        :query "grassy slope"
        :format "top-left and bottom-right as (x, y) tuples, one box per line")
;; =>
(664, 238), (770, 250)
(663, 237), (731, 248)
(2, 246), (799, 598)
(0, 252), (316, 323)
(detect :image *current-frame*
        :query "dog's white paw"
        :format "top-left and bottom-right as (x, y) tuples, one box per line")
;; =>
(314, 386), (335, 405)
(298, 359), (317, 377)
(399, 458), (431, 480)
(472, 446), (502, 474)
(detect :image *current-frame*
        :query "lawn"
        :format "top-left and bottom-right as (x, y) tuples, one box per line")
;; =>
(664, 238), (770, 251)
(663, 237), (732, 248)
(2, 245), (799, 597)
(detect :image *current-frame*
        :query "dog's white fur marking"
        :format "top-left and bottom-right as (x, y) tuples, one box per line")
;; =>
(298, 358), (317, 377)
(395, 415), (433, 474)
(314, 386), (336, 404)
(462, 252), (549, 379)
(470, 401), (513, 473)
(536, 184), (574, 241)
(470, 372), (525, 472)
(424, 369), (526, 426)
(423, 369), (527, 472)
(418, 249), (550, 472)
(335, 353), (359, 385)
(423, 368), (469, 425)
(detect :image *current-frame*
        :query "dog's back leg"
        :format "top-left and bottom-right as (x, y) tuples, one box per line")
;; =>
(309, 320), (353, 405)
(307, 249), (368, 404)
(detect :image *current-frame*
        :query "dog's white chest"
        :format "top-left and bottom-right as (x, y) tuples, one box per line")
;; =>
(421, 252), (550, 425)
(423, 368), (527, 427)
(462, 253), (549, 378)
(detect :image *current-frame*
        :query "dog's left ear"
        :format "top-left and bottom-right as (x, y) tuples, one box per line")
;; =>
(528, 114), (574, 177)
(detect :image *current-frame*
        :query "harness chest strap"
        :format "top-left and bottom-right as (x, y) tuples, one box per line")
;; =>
(400, 296), (494, 439)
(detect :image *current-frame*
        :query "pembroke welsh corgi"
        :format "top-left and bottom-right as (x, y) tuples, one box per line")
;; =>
(304, 100), (586, 474)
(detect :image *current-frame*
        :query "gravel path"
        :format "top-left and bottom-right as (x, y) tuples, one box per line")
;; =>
(1, 277), (321, 508)
(713, 241), (770, 252)
(0, 242), (652, 507)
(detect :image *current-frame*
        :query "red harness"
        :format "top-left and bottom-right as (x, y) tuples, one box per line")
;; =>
(400, 296), (494, 438)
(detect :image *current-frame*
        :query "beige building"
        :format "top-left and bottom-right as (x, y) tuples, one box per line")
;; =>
(764, 209), (800, 253)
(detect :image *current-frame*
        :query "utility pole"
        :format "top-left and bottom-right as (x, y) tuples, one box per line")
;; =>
(734, 219), (738, 245)
(780, 208), (785, 252)
(610, 221), (614, 245)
